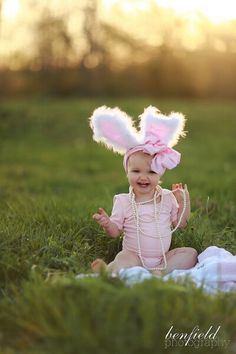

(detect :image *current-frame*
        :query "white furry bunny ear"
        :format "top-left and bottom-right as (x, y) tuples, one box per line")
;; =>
(89, 106), (140, 154)
(139, 106), (186, 147)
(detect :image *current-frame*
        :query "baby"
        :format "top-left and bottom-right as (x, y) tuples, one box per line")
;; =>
(89, 106), (198, 275)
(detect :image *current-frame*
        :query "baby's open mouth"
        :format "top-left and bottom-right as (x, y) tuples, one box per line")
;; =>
(137, 182), (150, 187)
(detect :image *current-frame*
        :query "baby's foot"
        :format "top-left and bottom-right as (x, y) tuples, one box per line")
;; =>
(91, 258), (107, 272)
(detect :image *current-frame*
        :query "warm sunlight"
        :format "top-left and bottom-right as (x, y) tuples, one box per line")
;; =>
(2, 0), (20, 20)
(157, 0), (236, 23)
(103, 0), (150, 13)
(103, 0), (236, 23)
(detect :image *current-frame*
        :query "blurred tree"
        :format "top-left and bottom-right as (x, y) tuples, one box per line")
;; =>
(0, 0), (236, 98)
(81, 0), (149, 70)
(32, 10), (73, 71)
(0, 0), (3, 80)
(0, 0), (2, 33)
(80, 0), (107, 69)
(78, 0), (151, 95)
(101, 22), (149, 66)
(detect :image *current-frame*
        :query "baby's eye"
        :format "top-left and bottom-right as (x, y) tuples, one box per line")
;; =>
(149, 170), (156, 174)
(132, 169), (140, 173)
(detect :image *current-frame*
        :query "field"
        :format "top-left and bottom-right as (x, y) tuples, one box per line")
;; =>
(0, 97), (235, 354)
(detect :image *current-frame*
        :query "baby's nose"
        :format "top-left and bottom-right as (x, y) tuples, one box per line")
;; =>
(139, 174), (148, 181)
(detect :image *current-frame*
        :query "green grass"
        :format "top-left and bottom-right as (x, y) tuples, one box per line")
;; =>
(0, 97), (236, 354)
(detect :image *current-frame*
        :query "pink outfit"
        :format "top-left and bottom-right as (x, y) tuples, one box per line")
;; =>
(110, 189), (179, 268)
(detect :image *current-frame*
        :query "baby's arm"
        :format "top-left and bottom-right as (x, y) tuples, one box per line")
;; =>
(172, 183), (190, 228)
(93, 208), (121, 238)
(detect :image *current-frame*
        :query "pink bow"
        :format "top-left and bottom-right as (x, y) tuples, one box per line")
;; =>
(123, 141), (181, 175)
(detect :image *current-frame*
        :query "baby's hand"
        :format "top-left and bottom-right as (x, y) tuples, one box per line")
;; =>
(93, 208), (110, 228)
(172, 183), (189, 205)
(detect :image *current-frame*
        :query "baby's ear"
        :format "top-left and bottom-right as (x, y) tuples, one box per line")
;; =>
(90, 106), (140, 154)
(139, 106), (186, 147)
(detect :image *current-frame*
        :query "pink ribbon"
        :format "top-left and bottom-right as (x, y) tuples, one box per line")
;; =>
(123, 142), (181, 175)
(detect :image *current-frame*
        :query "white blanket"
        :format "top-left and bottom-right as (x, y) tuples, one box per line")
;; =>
(77, 246), (236, 294)
(118, 246), (236, 293)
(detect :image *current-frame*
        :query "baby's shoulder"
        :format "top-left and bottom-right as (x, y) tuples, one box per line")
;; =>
(161, 188), (177, 203)
(113, 193), (130, 205)
(161, 188), (173, 196)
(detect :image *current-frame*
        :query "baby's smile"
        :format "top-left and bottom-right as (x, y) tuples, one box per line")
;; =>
(137, 182), (150, 188)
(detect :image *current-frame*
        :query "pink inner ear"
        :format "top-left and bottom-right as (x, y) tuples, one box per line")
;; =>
(146, 123), (171, 144)
(101, 120), (128, 147)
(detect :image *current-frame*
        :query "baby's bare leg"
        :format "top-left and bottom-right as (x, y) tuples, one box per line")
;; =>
(161, 247), (198, 275)
(91, 250), (141, 273)
(107, 249), (142, 273)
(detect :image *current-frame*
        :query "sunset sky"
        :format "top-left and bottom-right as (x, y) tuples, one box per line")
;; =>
(1, 0), (236, 69)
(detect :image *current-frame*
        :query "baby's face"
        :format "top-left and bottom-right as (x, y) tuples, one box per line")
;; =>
(127, 151), (160, 198)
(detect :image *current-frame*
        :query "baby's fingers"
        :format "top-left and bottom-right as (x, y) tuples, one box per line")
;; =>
(98, 208), (108, 216)
(93, 213), (101, 221)
(172, 183), (182, 190)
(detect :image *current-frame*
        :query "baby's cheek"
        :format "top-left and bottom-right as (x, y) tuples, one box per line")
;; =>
(153, 176), (160, 184)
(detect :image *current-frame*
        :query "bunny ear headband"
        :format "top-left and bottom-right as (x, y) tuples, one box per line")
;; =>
(89, 105), (186, 176)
